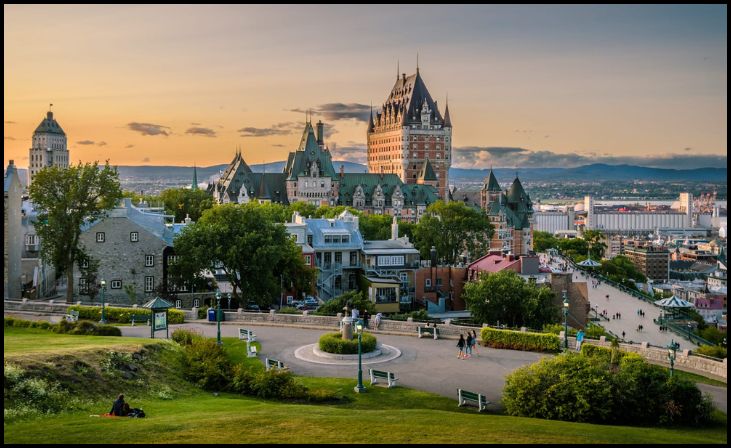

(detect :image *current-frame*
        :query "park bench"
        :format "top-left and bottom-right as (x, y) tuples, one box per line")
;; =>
(417, 325), (439, 340)
(131, 314), (150, 326)
(265, 357), (288, 371)
(458, 389), (490, 412)
(239, 328), (257, 342)
(368, 368), (398, 388)
(63, 310), (79, 322)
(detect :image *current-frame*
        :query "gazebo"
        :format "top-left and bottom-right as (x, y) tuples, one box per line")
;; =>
(654, 295), (694, 322)
(577, 257), (601, 268)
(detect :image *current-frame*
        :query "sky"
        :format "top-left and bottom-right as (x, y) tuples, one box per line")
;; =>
(4, 4), (727, 170)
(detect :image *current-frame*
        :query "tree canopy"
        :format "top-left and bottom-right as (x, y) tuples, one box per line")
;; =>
(463, 270), (557, 328)
(412, 201), (494, 265)
(159, 188), (214, 222)
(28, 161), (123, 302)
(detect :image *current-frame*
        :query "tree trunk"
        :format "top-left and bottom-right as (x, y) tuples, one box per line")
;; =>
(66, 267), (74, 303)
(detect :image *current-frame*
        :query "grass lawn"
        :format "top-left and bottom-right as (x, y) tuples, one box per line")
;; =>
(3, 326), (158, 357)
(673, 369), (727, 388)
(4, 325), (728, 444)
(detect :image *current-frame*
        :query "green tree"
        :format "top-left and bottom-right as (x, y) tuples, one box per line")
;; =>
(77, 253), (100, 303)
(169, 203), (315, 307)
(359, 213), (393, 240)
(413, 201), (493, 264)
(463, 270), (557, 328)
(29, 161), (123, 303)
(583, 229), (607, 260)
(159, 188), (214, 222)
(287, 201), (318, 220)
(314, 290), (374, 316)
(533, 231), (558, 253)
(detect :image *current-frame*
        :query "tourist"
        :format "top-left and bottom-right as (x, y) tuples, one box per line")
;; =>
(110, 394), (127, 417)
(374, 312), (382, 329)
(621, 330), (626, 340)
(471, 330), (479, 354)
(465, 333), (473, 358)
(363, 310), (370, 329)
(457, 334), (466, 359)
(576, 329), (585, 352)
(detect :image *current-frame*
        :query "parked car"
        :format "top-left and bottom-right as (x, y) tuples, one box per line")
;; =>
(244, 303), (261, 312)
(304, 297), (319, 306)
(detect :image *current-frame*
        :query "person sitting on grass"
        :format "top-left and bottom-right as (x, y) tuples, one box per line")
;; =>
(110, 394), (127, 416)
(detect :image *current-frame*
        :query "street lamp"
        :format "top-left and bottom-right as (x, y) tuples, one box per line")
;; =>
(99, 280), (107, 324)
(227, 292), (232, 310)
(687, 322), (692, 342)
(215, 289), (222, 346)
(562, 290), (569, 351)
(354, 322), (366, 393)
(667, 340), (679, 377)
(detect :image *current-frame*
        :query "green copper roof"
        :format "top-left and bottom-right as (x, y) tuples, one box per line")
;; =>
(507, 177), (529, 204)
(485, 169), (500, 192)
(34, 111), (66, 136)
(417, 159), (437, 182)
(142, 297), (174, 309)
(337, 173), (438, 207)
(285, 122), (337, 180)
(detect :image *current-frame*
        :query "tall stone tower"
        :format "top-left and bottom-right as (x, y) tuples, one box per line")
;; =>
(367, 65), (452, 201)
(29, 106), (69, 186)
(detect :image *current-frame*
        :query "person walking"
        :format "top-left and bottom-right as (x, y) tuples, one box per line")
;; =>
(471, 330), (479, 354)
(457, 334), (466, 359)
(465, 333), (473, 358)
(575, 329), (585, 352)
(621, 330), (626, 340)
(363, 310), (370, 329)
(374, 312), (382, 329)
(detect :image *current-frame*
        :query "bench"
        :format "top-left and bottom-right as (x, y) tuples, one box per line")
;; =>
(246, 340), (258, 358)
(417, 326), (439, 340)
(265, 357), (287, 371)
(63, 310), (79, 322)
(369, 368), (398, 388)
(458, 389), (490, 412)
(239, 328), (257, 342)
(131, 314), (150, 326)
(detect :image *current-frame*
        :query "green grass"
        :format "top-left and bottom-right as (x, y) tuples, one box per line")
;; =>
(673, 369), (727, 388)
(3, 326), (159, 357)
(3, 325), (728, 444)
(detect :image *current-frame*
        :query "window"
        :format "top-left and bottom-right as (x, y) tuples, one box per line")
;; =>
(335, 252), (342, 264)
(377, 255), (405, 266)
(81, 259), (89, 269)
(130, 231), (139, 242)
(193, 299), (200, 308)
(145, 255), (154, 267)
(425, 278), (432, 288)
(168, 255), (179, 265)
(400, 272), (408, 283)
(79, 278), (88, 294)
(175, 300), (182, 309)
(25, 234), (38, 246)
(96, 232), (105, 243)
(304, 255), (312, 265)
(145, 276), (154, 292)
(111, 280), (122, 289)
(342, 235), (349, 243)
(436, 278), (443, 287)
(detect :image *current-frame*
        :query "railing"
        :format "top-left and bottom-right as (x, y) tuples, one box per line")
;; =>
(665, 320), (715, 346)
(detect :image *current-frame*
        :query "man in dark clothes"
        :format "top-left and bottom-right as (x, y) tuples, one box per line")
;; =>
(111, 394), (126, 416)
(363, 310), (370, 329)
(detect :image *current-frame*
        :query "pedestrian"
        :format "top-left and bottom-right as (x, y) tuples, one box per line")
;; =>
(110, 394), (127, 417)
(465, 333), (473, 358)
(374, 312), (382, 329)
(637, 325), (641, 332)
(576, 329), (585, 352)
(621, 330), (626, 340)
(471, 330), (479, 354)
(457, 334), (466, 359)
(363, 310), (370, 329)
(639, 324), (643, 332)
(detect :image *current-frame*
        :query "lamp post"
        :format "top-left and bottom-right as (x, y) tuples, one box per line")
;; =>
(687, 322), (692, 342)
(215, 289), (222, 346)
(99, 280), (107, 324)
(227, 292), (232, 310)
(667, 339), (679, 377)
(562, 290), (569, 351)
(354, 322), (366, 393)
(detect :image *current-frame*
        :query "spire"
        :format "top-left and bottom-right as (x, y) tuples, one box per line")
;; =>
(192, 164), (198, 190)
(417, 158), (437, 182)
(416, 52), (419, 75)
(443, 95), (452, 128)
(368, 104), (375, 133)
(485, 168), (500, 192)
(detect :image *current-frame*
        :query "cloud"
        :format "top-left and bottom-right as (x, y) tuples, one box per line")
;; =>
(328, 142), (367, 165)
(186, 127), (217, 137)
(190, 122), (201, 126)
(5, 121), (16, 124)
(272, 144), (286, 147)
(5, 136), (16, 140)
(142, 157), (150, 163)
(238, 121), (298, 137)
(125, 144), (135, 149)
(97, 141), (107, 146)
(77, 140), (96, 145)
(323, 123), (337, 139)
(683, 147), (692, 152)
(290, 103), (371, 123)
(452, 146), (728, 170)
(127, 122), (170, 136)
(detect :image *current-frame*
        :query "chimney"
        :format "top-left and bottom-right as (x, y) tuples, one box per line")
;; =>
(430, 246), (437, 267)
(316, 120), (324, 145)
(340, 164), (345, 178)
(391, 216), (398, 240)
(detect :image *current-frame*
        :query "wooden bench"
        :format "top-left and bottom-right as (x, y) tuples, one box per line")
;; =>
(369, 368), (398, 388)
(63, 310), (79, 322)
(246, 340), (258, 358)
(417, 325), (439, 340)
(265, 357), (287, 371)
(131, 314), (150, 326)
(239, 328), (257, 342)
(458, 389), (490, 412)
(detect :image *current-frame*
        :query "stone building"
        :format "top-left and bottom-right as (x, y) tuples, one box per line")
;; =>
(367, 66), (452, 201)
(209, 121), (439, 221)
(480, 169), (534, 255)
(20, 199), (57, 299)
(625, 245), (670, 282)
(548, 272), (590, 329)
(4, 161), (22, 299)
(28, 107), (69, 186)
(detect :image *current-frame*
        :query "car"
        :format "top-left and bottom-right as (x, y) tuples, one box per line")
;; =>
(304, 297), (319, 306)
(244, 304), (261, 312)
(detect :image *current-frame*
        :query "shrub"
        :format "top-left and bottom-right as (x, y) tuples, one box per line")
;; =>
(94, 324), (122, 336)
(65, 305), (185, 324)
(580, 344), (642, 364)
(171, 328), (203, 346)
(251, 369), (307, 400)
(155, 384), (174, 400)
(181, 338), (231, 391)
(100, 351), (134, 373)
(542, 323), (577, 337)
(694, 345), (727, 359)
(230, 364), (256, 395)
(480, 327), (560, 353)
(318, 332), (377, 354)
(662, 375), (713, 426)
(70, 320), (98, 335)
(278, 307), (302, 315)
(5, 376), (70, 418)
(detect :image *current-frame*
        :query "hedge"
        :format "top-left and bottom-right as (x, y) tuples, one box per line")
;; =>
(694, 345), (727, 359)
(480, 327), (560, 353)
(318, 332), (377, 354)
(66, 305), (185, 324)
(580, 344), (642, 363)
(4, 317), (121, 336)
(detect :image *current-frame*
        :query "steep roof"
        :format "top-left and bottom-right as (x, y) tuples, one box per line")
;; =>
(417, 159), (438, 182)
(337, 173), (438, 207)
(443, 102), (452, 128)
(484, 169), (501, 192)
(34, 111), (66, 136)
(377, 71), (444, 127)
(285, 122), (337, 180)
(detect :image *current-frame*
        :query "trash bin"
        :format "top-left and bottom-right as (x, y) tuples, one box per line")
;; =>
(208, 307), (216, 322)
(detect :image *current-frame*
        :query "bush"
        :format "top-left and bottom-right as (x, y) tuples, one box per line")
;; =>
(694, 345), (727, 359)
(230, 364), (256, 395)
(251, 369), (307, 400)
(480, 327), (560, 353)
(65, 305), (185, 324)
(503, 350), (714, 426)
(278, 307), (302, 315)
(4, 363), (71, 420)
(171, 328), (203, 346)
(94, 324), (122, 336)
(580, 344), (642, 364)
(181, 338), (232, 391)
(5, 317), (121, 336)
(100, 351), (134, 373)
(318, 332), (377, 354)
(542, 323), (577, 337)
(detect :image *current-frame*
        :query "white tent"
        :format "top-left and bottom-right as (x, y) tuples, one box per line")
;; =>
(653, 296), (694, 308)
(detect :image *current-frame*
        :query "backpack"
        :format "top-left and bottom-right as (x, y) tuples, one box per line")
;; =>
(128, 408), (146, 418)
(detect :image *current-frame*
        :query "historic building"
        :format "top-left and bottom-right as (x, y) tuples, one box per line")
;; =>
(4, 161), (23, 299)
(480, 169), (534, 255)
(367, 66), (452, 201)
(209, 120), (439, 221)
(29, 107), (69, 186)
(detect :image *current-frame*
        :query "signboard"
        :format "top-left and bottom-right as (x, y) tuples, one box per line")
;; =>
(153, 311), (167, 331)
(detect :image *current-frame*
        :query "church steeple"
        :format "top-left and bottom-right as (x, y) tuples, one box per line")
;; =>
(192, 164), (198, 190)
